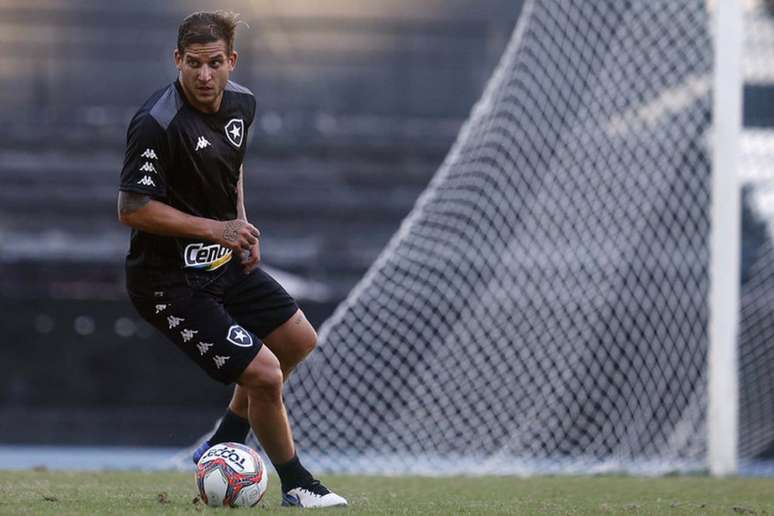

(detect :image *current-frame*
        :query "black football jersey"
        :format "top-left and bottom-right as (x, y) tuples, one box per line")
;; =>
(120, 79), (256, 273)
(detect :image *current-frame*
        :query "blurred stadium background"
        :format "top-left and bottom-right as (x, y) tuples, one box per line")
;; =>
(0, 0), (522, 451)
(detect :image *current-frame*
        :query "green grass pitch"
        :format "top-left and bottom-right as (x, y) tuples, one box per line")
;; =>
(1, 471), (774, 515)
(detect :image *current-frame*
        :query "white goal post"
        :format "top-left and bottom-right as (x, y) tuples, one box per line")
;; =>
(708, 0), (743, 477)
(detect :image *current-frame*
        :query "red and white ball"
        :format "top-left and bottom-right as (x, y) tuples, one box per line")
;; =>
(195, 442), (268, 507)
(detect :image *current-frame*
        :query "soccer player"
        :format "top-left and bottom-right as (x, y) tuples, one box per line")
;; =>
(117, 11), (346, 508)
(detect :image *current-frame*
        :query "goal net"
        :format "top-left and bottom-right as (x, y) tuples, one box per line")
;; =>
(278, 0), (714, 475)
(180, 0), (772, 475)
(738, 0), (774, 471)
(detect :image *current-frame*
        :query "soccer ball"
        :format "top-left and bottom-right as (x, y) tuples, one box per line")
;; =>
(195, 442), (268, 507)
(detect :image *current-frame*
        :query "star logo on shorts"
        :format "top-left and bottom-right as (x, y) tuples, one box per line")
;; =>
(224, 119), (244, 148)
(226, 325), (253, 347)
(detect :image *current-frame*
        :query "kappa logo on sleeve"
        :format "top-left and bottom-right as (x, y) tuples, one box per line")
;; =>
(225, 119), (244, 148)
(141, 148), (158, 160)
(139, 162), (157, 173)
(137, 175), (156, 187)
(227, 325), (253, 347)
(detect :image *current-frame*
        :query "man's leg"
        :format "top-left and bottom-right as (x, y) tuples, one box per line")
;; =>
(229, 309), (316, 415)
(190, 266), (344, 506)
(192, 387), (251, 463)
(228, 383), (249, 415)
(197, 308), (316, 456)
(238, 342), (346, 507)
(262, 309), (317, 379)
(238, 345), (294, 462)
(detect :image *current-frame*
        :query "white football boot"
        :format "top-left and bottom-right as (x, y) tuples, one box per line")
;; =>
(281, 480), (348, 508)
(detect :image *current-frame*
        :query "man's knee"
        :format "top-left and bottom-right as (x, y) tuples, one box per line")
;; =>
(298, 324), (317, 358)
(267, 310), (318, 366)
(239, 348), (284, 401)
(291, 311), (317, 359)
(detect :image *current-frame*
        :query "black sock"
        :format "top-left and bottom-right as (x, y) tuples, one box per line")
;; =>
(273, 454), (314, 493)
(209, 409), (251, 445)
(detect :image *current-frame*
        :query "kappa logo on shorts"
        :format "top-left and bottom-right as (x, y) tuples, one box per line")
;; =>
(167, 315), (184, 329)
(197, 342), (213, 356)
(154, 304), (169, 314)
(183, 242), (233, 271)
(181, 329), (198, 342)
(213, 355), (230, 369)
(227, 325), (253, 348)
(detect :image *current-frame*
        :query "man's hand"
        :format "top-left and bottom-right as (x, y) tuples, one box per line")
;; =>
(213, 219), (261, 253)
(241, 239), (261, 273)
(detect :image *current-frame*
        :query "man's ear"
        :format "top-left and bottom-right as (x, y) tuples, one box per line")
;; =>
(174, 48), (182, 70)
(229, 50), (239, 71)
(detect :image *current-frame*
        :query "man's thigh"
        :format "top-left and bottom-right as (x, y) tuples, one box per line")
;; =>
(130, 286), (263, 384)
(223, 266), (300, 340)
(262, 309), (315, 352)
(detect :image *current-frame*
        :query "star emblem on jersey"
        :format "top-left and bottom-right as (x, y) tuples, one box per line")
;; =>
(226, 325), (253, 347)
(195, 136), (211, 151)
(139, 162), (156, 173)
(225, 119), (244, 148)
(213, 355), (230, 369)
(137, 175), (156, 187)
(181, 329), (198, 342)
(167, 316), (184, 329)
(197, 342), (213, 356)
(141, 148), (158, 160)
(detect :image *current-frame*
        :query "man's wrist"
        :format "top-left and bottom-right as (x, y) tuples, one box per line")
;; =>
(203, 219), (220, 243)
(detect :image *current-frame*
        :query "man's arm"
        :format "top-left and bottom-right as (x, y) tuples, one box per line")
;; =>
(236, 165), (261, 271)
(117, 191), (260, 251)
(237, 164), (247, 222)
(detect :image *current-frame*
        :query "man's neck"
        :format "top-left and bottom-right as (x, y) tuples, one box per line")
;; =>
(178, 78), (223, 114)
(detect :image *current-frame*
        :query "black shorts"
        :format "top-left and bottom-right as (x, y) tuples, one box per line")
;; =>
(127, 259), (299, 384)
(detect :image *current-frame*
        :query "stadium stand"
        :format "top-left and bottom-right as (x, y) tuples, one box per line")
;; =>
(0, 0), (522, 445)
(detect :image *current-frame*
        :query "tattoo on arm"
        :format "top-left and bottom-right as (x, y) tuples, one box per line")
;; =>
(223, 220), (242, 245)
(118, 191), (151, 216)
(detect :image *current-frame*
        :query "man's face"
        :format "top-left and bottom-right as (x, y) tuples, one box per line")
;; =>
(174, 40), (237, 112)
